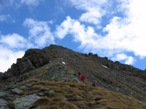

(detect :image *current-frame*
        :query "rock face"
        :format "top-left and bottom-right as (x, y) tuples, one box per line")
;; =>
(5, 49), (50, 77)
(0, 44), (146, 108)
(14, 94), (40, 109)
(46, 63), (79, 82)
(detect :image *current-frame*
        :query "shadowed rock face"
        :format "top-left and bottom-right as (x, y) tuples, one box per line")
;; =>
(4, 49), (50, 76)
(0, 44), (146, 104)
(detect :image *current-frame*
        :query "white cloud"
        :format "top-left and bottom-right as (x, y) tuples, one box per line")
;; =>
(24, 18), (54, 47)
(0, 46), (24, 72)
(115, 53), (128, 61)
(101, 0), (146, 57)
(79, 8), (103, 24)
(55, 16), (105, 53)
(69, 0), (108, 25)
(56, 0), (146, 66)
(113, 53), (134, 65)
(125, 56), (134, 65)
(0, 33), (31, 49)
(0, 33), (32, 72)
(55, 16), (100, 51)
(55, 16), (72, 39)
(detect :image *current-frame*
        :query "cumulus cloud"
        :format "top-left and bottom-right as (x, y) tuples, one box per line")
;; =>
(112, 53), (134, 65)
(0, 33), (32, 49)
(55, 17), (72, 39)
(24, 18), (55, 47)
(100, 0), (146, 58)
(0, 46), (24, 72)
(0, 33), (33, 72)
(79, 8), (103, 24)
(56, 0), (146, 65)
(125, 56), (134, 65)
(69, 0), (108, 25)
(55, 16), (100, 49)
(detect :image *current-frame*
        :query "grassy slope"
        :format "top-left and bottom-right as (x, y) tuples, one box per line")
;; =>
(17, 79), (146, 109)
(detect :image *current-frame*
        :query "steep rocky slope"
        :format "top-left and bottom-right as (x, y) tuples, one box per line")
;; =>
(0, 44), (146, 108)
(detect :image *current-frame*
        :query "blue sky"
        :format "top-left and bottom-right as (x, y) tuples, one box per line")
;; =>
(0, 0), (146, 72)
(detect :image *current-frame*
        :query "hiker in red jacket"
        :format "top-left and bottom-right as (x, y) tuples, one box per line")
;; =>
(80, 73), (85, 82)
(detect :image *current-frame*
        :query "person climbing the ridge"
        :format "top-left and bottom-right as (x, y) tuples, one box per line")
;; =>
(92, 80), (97, 87)
(77, 72), (81, 77)
(80, 73), (85, 82)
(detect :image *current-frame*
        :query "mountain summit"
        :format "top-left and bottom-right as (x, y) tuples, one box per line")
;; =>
(0, 44), (146, 109)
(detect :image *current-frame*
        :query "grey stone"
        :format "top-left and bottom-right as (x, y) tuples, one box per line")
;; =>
(0, 99), (7, 106)
(0, 99), (9, 109)
(11, 88), (23, 94)
(0, 91), (7, 97)
(46, 63), (77, 82)
(14, 94), (40, 109)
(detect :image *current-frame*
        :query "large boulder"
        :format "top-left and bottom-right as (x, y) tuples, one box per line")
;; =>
(5, 48), (50, 76)
(14, 94), (40, 109)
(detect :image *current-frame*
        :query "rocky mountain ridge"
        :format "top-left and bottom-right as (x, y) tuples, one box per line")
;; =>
(0, 44), (146, 109)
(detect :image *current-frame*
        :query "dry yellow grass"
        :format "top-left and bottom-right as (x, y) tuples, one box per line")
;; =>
(19, 79), (146, 109)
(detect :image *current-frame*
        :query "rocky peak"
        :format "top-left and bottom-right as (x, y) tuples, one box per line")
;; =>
(0, 44), (146, 104)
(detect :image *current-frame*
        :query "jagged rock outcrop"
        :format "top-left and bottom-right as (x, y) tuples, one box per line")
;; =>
(4, 49), (50, 77)
(24, 49), (50, 68)
(0, 72), (3, 79)
(86, 52), (146, 81)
